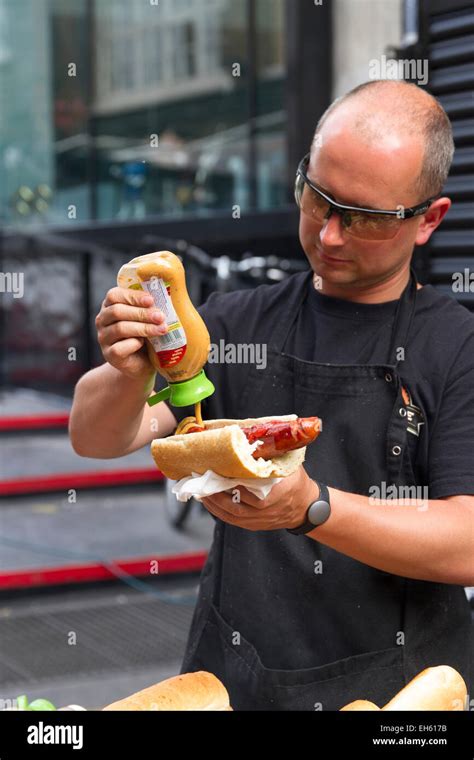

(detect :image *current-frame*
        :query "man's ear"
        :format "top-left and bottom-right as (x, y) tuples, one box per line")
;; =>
(414, 197), (451, 246)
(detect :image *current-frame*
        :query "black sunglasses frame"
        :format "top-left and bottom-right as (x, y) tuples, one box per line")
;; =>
(296, 153), (437, 221)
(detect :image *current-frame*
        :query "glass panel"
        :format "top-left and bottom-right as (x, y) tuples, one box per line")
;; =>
(255, 0), (286, 209)
(0, 0), (91, 226)
(51, 0), (91, 223)
(0, 0), (286, 224)
(93, 0), (252, 220)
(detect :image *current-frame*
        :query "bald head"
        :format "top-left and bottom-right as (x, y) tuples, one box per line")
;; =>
(313, 80), (454, 199)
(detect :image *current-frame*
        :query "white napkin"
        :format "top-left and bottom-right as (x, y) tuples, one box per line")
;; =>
(171, 469), (282, 503)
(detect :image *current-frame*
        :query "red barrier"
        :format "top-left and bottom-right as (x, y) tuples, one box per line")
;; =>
(0, 551), (207, 589)
(0, 468), (164, 496)
(0, 413), (69, 431)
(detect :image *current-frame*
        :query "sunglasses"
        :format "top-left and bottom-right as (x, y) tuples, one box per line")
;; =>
(295, 153), (437, 241)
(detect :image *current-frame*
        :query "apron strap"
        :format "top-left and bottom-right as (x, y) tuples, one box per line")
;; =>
(270, 270), (313, 355)
(386, 266), (418, 368)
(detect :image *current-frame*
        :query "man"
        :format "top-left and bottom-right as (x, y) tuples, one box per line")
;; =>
(70, 81), (474, 711)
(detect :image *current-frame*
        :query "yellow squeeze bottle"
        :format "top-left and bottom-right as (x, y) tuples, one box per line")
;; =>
(117, 251), (215, 410)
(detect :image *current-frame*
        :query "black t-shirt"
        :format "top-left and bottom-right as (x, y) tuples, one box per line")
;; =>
(164, 271), (474, 499)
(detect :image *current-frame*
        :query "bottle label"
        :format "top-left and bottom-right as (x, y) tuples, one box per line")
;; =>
(140, 277), (187, 368)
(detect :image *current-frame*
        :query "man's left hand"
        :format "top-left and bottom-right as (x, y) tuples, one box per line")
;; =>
(200, 465), (319, 531)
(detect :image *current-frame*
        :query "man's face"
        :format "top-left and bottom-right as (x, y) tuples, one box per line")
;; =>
(298, 109), (427, 290)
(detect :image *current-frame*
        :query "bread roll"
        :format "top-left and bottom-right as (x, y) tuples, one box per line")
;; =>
(340, 700), (381, 711)
(382, 666), (467, 711)
(102, 671), (231, 711)
(339, 665), (467, 711)
(151, 415), (308, 480)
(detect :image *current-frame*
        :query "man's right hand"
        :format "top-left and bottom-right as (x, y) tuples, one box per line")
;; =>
(95, 287), (168, 380)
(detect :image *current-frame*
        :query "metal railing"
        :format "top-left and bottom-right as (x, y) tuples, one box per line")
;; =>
(0, 230), (307, 391)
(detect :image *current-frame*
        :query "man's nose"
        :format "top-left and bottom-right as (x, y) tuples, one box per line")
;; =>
(319, 211), (346, 247)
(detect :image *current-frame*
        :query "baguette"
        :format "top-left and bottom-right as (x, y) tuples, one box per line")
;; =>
(102, 671), (232, 711)
(151, 414), (316, 480)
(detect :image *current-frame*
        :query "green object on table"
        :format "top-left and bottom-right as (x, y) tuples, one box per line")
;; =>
(29, 698), (57, 711)
(16, 694), (56, 711)
(16, 695), (29, 710)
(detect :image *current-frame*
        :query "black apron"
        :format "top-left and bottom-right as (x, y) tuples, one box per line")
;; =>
(181, 268), (472, 710)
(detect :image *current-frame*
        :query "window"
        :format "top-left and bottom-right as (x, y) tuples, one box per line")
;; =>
(0, 0), (286, 224)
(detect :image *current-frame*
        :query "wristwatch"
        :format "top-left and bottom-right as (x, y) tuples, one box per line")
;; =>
(286, 482), (331, 535)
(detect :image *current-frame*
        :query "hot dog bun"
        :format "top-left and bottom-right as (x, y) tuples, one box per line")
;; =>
(382, 666), (467, 711)
(339, 666), (467, 711)
(151, 414), (317, 480)
(102, 671), (231, 711)
(340, 700), (381, 711)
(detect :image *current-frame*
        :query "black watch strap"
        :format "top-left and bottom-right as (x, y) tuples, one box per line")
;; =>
(286, 482), (331, 535)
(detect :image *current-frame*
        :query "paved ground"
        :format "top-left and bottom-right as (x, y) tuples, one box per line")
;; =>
(0, 388), (213, 709)
(0, 388), (71, 417)
(0, 575), (201, 709)
(0, 387), (214, 572)
(0, 431), (152, 478)
(0, 485), (214, 571)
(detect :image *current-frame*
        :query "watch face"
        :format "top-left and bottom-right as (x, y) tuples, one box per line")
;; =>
(287, 484), (330, 534)
(308, 498), (331, 527)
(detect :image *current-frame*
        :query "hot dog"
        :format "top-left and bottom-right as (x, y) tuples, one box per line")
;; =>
(181, 417), (320, 460)
(151, 414), (322, 480)
(243, 417), (320, 459)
